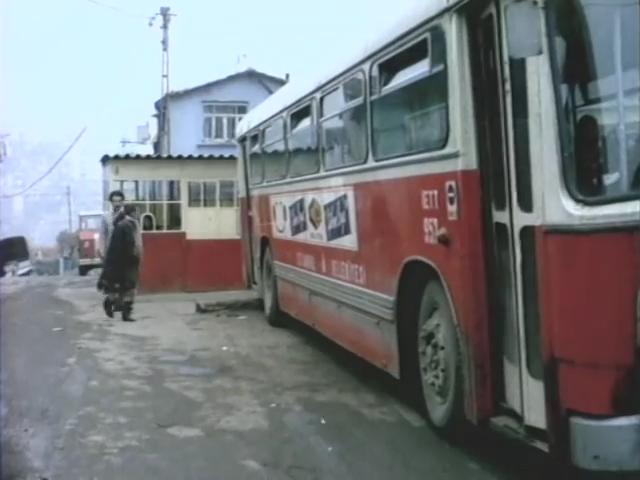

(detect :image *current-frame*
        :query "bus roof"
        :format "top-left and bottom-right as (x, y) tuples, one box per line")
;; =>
(237, 0), (455, 138)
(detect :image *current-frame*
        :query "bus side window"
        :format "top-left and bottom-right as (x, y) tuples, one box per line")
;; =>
(288, 102), (319, 177)
(263, 118), (287, 182)
(248, 133), (263, 185)
(371, 27), (448, 160)
(320, 72), (368, 170)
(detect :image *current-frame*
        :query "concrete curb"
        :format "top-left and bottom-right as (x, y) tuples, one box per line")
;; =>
(137, 289), (260, 312)
(195, 297), (262, 314)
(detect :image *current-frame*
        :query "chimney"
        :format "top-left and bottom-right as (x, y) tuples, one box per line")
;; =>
(285, 73), (290, 83)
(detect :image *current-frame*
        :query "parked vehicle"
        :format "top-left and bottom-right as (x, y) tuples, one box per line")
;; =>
(0, 236), (33, 277)
(77, 211), (103, 276)
(237, 0), (640, 472)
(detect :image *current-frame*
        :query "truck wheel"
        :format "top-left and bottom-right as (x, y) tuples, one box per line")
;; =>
(78, 266), (88, 276)
(262, 248), (284, 327)
(417, 280), (465, 433)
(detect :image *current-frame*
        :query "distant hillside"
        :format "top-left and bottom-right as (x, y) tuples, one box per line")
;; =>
(0, 136), (102, 247)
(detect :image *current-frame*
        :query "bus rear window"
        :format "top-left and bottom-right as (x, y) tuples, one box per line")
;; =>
(371, 27), (448, 160)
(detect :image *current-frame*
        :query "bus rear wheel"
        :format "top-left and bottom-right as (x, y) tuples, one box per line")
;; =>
(261, 248), (284, 327)
(416, 280), (464, 434)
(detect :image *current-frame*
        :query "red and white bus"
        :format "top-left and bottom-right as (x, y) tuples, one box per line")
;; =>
(236, 0), (640, 471)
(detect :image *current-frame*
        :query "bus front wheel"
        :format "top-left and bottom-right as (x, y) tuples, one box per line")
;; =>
(417, 280), (464, 434)
(261, 248), (284, 327)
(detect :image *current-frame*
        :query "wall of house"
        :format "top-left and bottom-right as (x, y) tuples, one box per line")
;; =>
(103, 158), (246, 292)
(138, 232), (245, 293)
(168, 75), (280, 156)
(106, 159), (239, 239)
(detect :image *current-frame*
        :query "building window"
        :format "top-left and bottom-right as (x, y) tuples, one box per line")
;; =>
(203, 181), (217, 207)
(188, 180), (238, 208)
(188, 181), (202, 207)
(115, 180), (182, 231)
(219, 180), (237, 207)
(202, 103), (248, 143)
(141, 214), (155, 231)
(120, 180), (138, 201)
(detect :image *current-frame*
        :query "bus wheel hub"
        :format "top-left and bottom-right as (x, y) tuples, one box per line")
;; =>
(420, 310), (448, 402)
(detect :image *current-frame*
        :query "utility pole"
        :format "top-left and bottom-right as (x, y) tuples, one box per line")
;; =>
(158, 6), (174, 155)
(0, 133), (9, 163)
(66, 185), (72, 232)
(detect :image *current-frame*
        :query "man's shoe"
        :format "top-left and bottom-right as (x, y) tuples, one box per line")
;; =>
(103, 297), (114, 318)
(122, 302), (135, 322)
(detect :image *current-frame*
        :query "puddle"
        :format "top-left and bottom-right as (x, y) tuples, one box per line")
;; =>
(157, 352), (219, 378)
(166, 425), (204, 438)
(174, 366), (216, 377)
(157, 353), (190, 363)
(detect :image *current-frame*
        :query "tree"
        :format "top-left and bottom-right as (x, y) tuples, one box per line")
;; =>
(56, 230), (78, 257)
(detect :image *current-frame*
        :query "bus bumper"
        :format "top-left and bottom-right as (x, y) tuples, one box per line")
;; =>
(570, 414), (640, 471)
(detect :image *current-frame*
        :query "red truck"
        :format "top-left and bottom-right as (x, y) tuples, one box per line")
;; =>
(77, 211), (103, 276)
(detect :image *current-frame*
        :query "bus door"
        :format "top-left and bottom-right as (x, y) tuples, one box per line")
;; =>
(242, 135), (259, 285)
(469, 0), (546, 430)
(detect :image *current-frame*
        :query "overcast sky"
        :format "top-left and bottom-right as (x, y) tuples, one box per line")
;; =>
(1, 0), (422, 164)
(0, 0), (422, 244)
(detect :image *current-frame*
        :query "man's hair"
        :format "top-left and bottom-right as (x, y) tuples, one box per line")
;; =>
(123, 204), (137, 216)
(108, 190), (125, 202)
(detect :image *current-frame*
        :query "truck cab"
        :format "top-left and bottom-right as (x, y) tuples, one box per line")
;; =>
(77, 211), (103, 276)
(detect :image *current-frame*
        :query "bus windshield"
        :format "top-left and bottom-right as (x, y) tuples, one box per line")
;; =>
(548, 0), (640, 202)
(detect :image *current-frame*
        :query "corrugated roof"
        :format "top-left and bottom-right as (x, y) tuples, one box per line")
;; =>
(101, 154), (236, 165)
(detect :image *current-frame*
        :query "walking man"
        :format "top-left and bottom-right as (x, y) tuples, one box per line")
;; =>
(98, 204), (143, 322)
(100, 190), (125, 259)
(99, 190), (124, 315)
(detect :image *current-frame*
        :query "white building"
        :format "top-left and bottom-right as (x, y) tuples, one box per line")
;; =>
(99, 69), (286, 291)
(154, 68), (287, 156)
(101, 153), (244, 292)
